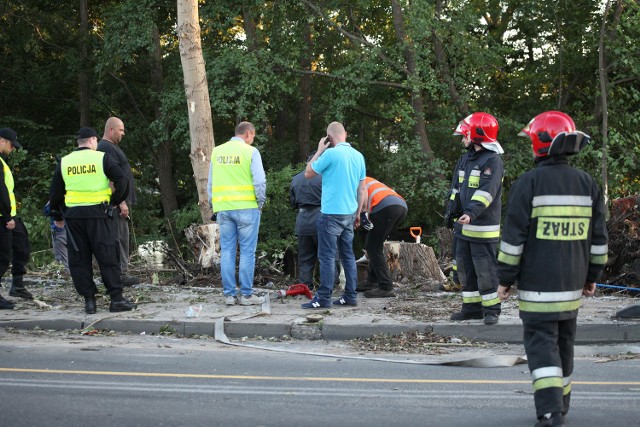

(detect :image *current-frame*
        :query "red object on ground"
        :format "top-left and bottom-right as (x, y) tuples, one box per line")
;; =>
(279, 283), (313, 299)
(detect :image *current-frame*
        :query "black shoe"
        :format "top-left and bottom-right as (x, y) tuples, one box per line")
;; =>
(363, 288), (395, 298)
(484, 313), (499, 325)
(84, 297), (97, 314)
(9, 287), (33, 300)
(534, 413), (564, 427)
(356, 282), (376, 292)
(450, 311), (483, 321)
(109, 298), (137, 312)
(120, 275), (141, 286)
(0, 295), (15, 310)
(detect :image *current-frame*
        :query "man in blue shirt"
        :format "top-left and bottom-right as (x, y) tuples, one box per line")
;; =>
(302, 122), (366, 308)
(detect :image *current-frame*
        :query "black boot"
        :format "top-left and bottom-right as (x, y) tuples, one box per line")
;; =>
(109, 295), (137, 312)
(0, 294), (15, 310)
(9, 276), (33, 300)
(84, 296), (97, 314)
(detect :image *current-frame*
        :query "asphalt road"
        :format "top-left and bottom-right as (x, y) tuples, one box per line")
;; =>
(0, 334), (638, 427)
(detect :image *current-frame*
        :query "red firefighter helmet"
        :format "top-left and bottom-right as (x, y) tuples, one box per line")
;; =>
(454, 112), (499, 144)
(519, 111), (576, 157)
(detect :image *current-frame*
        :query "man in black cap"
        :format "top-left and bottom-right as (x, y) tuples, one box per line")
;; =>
(0, 127), (32, 309)
(50, 127), (136, 314)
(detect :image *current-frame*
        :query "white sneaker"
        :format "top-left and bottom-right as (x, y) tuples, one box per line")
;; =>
(238, 294), (264, 306)
(225, 296), (237, 306)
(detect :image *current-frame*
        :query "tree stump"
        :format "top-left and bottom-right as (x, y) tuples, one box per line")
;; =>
(383, 241), (446, 282)
(184, 223), (220, 268)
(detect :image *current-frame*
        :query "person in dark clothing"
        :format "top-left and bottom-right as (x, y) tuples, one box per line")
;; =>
(449, 112), (505, 326)
(356, 177), (407, 298)
(289, 152), (340, 290)
(97, 117), (139, 286)
(50, 127), (136, 314)
(497, 111), (608, 427)
(43, 200), (69, 272)
(0, 127), (33, 309)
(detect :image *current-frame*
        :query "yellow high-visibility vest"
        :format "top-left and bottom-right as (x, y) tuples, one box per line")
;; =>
(210, 140), (257, 212)
(61, 150), (112, 207)
(0, 156), (16, 217)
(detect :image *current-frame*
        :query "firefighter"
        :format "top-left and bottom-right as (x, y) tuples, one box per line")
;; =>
(0, 127), (33, 308)
(449, 112), (504, 325)
(50, 127), (136, 314)
(441, 140), (471, 292)
(497, 112), (607, 426)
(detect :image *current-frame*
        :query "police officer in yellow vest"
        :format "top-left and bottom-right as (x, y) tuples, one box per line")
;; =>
(207, 121), (266, 306)
(50, 127), (136, 314)
(0, 128), (33, 309)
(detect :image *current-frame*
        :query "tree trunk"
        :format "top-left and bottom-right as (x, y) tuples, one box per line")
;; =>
(390, 0), (433, 156)
(78, 0), (90, 126)
(295, 20), (313, 163)
(383, 241), (446, 283)
(150, 24), (179, 217)
(433, 0), (469, 117)
(177, 0), (214, 223)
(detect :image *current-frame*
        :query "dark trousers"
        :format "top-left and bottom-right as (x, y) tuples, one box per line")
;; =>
(456, 239), (501, 315)
(365, 205), (407, 290)
(66, 217), (123, 298)
(114, 207), (130, 274)
(0, 218), (31, 279)
(297, 233), (340, 289)
(523, 317), (576, 418)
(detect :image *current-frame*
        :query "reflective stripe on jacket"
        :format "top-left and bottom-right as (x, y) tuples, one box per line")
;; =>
(210, 139), (258, 212)
(365, 177), (403, 212)
(61, 150), (111, 207)
(0, 156), (16, 217)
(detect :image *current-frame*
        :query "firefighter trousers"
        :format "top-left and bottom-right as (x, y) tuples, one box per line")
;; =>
(522, 316), (576, 418)
(456, 239), (501, 315)
(66, 217), (123, 299)
(0, 217), (31, 279)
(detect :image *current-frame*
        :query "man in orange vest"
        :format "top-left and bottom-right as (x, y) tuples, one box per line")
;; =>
(357, 177), (407, 298)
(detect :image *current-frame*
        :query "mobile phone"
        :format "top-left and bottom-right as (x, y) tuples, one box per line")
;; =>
(324, 135), (332, 146)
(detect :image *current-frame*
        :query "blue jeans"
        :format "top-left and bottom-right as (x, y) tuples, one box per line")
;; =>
(218, 209), (261, 297)
(316, 213), (358, 304)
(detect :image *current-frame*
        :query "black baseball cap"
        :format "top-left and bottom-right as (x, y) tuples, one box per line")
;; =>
(76, 127), (98, 139)
(0, 128), (22, 149)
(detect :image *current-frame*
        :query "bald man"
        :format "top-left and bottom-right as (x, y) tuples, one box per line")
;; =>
(302, 121), (366, 309)
(97, 117), (139, 286)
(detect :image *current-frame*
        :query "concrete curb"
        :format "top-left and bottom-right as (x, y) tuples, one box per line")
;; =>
(1, 317), (638, 344)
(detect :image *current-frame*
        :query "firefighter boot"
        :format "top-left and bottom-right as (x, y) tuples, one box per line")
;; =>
(9, 276), (33, 300)
(534, 413), (564, 427)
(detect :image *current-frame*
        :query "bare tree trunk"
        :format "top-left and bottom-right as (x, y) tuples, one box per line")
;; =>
(150, 24), (179, 217)
(78, 0), (90, 126)
(177, 0), (214, 223)
(597, 0), (624, 211)
(390, 0), (433, 156)
(296, 20), (313, 163)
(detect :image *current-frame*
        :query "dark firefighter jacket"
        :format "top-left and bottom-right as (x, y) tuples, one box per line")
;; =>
(497, 156), (608, 321)
(455, 147), (504, 243)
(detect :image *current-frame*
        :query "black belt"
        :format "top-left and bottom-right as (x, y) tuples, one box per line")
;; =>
(298, 206), (320, 212)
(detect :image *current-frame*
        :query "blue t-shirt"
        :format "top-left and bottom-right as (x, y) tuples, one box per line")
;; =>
(311, 142), (366, 215)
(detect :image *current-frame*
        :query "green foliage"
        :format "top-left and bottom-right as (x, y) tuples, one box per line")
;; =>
(1, 0), (639, 271)
(257, 164), (298, 268)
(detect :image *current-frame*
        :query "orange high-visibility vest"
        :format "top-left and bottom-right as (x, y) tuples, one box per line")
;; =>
(365, 177), (403, 212)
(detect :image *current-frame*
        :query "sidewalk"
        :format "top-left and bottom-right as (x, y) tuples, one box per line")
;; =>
(0, 279), (638, 344)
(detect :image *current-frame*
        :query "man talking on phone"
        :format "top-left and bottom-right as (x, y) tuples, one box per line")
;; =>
(302, 122), (366, 309)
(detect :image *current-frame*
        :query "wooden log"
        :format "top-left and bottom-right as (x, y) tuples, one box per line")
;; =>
(383, 241), (446, 282)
